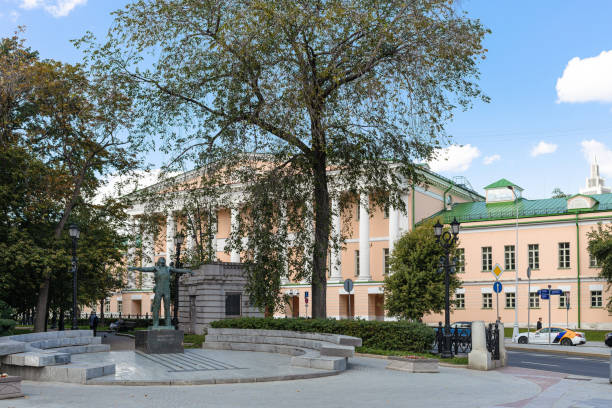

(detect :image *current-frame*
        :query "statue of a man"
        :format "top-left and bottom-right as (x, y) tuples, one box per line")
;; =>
(128, 257), (192, 329)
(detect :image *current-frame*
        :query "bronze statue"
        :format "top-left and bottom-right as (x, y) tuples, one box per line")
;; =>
(128, 257), (192, 329)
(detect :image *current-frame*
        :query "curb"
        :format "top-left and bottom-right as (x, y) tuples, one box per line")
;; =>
(506, 345), (609, 359)
(85, 370), (340, 386)
(354, 352), (469, 368)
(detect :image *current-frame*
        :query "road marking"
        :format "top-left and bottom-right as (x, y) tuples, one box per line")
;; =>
(565, 357), (587, 360)
(522, 362), (560, 367)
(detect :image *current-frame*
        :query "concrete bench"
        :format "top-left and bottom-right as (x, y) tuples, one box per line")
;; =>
(203, 328), (362, 371)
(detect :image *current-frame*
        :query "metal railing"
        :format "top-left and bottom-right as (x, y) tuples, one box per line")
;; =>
(485, 323), (500, 361)
(432, 322), (472, 355)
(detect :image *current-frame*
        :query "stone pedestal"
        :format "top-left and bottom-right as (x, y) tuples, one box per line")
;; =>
(0, 376), (23, 399)
(135, 330), (184, 354)
(386, 356), (439, 373)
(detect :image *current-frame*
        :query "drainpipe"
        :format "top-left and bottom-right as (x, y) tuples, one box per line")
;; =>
(576, 213), (581, 329)
(411, 185), (415, 230)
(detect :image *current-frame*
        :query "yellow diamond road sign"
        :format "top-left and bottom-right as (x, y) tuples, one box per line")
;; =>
(492, 264), (504, 280)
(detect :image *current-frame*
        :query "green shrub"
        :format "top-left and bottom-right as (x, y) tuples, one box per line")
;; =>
(210, 317), (435, 353)
(0, 319), (16, 336)
(0, 301), (15, 320)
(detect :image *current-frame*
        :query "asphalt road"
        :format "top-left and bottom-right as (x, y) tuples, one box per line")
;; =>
(507, 349), (610, 378)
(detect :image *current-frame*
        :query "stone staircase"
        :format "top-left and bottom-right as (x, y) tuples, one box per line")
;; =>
(0, 330), (114, 383)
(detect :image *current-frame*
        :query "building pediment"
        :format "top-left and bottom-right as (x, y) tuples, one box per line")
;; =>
(567, 194), (598, 210)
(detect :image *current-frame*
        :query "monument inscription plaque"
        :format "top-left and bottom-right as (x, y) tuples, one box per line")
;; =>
(135, 330), (184, 354)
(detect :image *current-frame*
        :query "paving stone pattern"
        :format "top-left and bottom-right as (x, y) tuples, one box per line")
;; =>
(136, 350), (241, 372)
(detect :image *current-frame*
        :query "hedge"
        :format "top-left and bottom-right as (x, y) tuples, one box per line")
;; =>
(0, 319), (16, 336)
(210, 317), (435, 353)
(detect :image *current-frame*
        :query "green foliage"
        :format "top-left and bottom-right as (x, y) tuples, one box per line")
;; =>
(183, 334), (206, 349)
(551, 188), (568, 199)
(211, 317), (435, 353)
(0, 318), (16, 335)
(0, 301), (15, 319)
(86, 0), (489, 318)
(384, 219), (462, 320)
(587, 223), (612, 311)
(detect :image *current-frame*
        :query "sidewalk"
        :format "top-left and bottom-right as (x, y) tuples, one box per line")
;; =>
(505, 338), (611, 358)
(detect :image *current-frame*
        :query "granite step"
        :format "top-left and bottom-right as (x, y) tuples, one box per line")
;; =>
(2, 361), (115, 383)
(0, 340), (26, 356)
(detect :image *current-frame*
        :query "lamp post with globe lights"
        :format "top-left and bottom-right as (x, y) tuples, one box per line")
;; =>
(433, 217), (460, 358)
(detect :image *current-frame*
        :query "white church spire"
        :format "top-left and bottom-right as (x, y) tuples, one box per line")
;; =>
(580, 161), (611, 195)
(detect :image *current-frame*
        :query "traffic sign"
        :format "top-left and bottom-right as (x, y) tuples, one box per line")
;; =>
(343, 279), (354, 293)
(538, 289), (549, 295)
(492, 264), (504, 280)
(550, 289), (563, 295)
(305, 291), (309, 298)
(493, 281), (502, 293)
(540, 293), (549, 300)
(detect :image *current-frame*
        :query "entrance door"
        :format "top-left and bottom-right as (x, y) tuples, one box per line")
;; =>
(292, 296), (299, 318)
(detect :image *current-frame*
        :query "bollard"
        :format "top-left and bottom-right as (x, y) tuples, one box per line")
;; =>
(498, 322), (507, 367)
(468, 321), (492, 370)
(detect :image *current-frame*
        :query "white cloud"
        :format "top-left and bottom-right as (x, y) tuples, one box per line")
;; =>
(581, 139), (612, 178)
(556, 50), (612, 103)
(530, 141), (558, 157)
(483, 154), (501, 165)
(428, 144), (481, 172)
(19, 0), (87, 17)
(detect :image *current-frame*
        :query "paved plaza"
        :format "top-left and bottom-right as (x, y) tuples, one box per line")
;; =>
(6, 355), (612, 408)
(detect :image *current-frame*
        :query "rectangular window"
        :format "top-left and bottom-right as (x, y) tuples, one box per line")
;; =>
(327, 251), (332, 278)
(104, 299), (111, 314)
(504, 245), (515, 271)
(117, 300), (123, 314)
(505, 292), (516, 308)
(559, 292), (569, 308)
(591, 290), (603, 308)
(455, 293), (465, 309)
(225, 293), (242, 316)
(456, 248), (465, 273)
(383, 248), (390, 275)
(482, 247), (492, 271)
(528, 244), (539, 269)
(384, 205), (389, 219)
(589, 254), (599, 268)
(558, 242), (570, 268)
(354, 250), (360, 277)
(529, 292), (540, 308)
(482, 293), (492, 309)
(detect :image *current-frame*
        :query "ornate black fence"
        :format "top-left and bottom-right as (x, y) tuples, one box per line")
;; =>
(485, 322), (500, 361)
(432, 322), (472, 355)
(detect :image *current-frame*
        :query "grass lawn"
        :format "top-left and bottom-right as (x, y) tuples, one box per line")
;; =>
(183, 334), (206, 348)
(356, 346), (468, 365)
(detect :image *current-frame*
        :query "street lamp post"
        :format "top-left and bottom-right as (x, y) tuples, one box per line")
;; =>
(507, 186), (520, 339)
(433, 217), (460, 359)
(68, 224), (80, 330)
(172, 232), (185, 329)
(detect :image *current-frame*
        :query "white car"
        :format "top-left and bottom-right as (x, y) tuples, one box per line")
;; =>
(514, 327), (586, 346)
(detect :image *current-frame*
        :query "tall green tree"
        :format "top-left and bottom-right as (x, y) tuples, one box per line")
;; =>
(384, 219), (462, 321)
(88, 0), (488, 317)
(587, 223), (612, 311)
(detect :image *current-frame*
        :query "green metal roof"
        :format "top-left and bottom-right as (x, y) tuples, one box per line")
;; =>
(484, 178), (523, 190)
(437, 193), (612, 224)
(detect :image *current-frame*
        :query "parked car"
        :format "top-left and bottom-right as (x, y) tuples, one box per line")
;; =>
(514, 327), (586, 346)
(450, 321), (472, 336)
(605, 332), (612, 347)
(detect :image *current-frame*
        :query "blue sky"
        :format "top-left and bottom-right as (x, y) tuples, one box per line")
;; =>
(2, 1), (612, 199)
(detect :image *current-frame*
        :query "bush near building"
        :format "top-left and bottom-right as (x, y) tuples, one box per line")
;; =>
(211, 317), (435, 353)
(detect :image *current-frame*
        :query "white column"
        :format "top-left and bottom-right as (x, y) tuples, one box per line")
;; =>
(141, 228), (155, 289)
(230, 208), (240, 263)
(329, 197), (342, 282)
(388, 205), (400, 255)
(358, 193), (371, 281)
(166, 213), (175, 264)
(398, 192), (411, 234)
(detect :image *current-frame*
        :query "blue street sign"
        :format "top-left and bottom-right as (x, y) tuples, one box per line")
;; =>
(305, 291), (309, 298)
(538, 289), (549, 296)
(493, 281), (502, 293)
(550, 289), (563, 295)
(541, 293), (549, 300)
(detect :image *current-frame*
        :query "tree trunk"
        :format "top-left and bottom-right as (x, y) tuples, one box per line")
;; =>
(99, 298), (105, 327)
(311, 150), (330, 319)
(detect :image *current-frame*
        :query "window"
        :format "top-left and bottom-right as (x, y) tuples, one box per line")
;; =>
(529, 292), (539, 308)
(117, 300), (122, 314)
(354, 250), (360, 276)
(104, 299), (110, 313)
(225, 293), (242, 316)
(482, 293), (492, 309)
(482, 247), (492, 271)
(356, 200), (360, 221)
(383, 248), (390, 275)
(384, 205), (389, 219)
(456, 248), (465, 273)
(455, 293), (465, 309)
(504, 245), (515, 270)
(327, 252), (332, 278)
(528, 244), (539, 269)
(591, 290), (603, 308)
(559, 292), (569, 309)
(505, 292), (515, 308)
(589, 254), (599, 268)
(558, 242), (570, 268)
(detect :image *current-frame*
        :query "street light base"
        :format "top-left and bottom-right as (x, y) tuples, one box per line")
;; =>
(512, 323), (519, 339)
